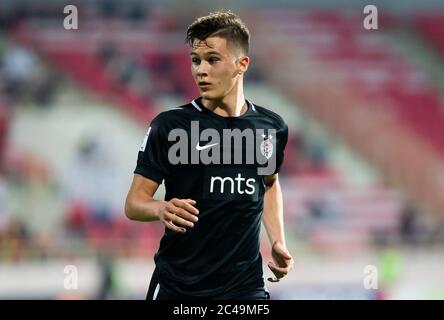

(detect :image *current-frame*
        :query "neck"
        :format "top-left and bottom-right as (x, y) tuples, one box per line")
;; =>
(201, 79), (247, 117)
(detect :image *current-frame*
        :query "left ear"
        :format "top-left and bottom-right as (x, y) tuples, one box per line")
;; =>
(237, 55), (250, 74)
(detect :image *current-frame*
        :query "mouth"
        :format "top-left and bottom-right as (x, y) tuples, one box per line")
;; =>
(198, 81), (211, 88)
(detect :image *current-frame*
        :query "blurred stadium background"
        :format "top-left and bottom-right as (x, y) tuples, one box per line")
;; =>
(1, 0), (444, 299)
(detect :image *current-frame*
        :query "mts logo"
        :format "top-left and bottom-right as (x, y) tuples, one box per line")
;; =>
(210, 174), (256, 195)
(203, 167), (260, 201)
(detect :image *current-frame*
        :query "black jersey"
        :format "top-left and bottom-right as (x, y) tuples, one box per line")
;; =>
(134, 97), (288, 298)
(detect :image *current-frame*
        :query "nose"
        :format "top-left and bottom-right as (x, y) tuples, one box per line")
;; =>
(195, 60), (209, 77)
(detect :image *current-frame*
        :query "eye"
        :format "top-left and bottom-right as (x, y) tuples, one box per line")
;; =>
(191, 57), (200, 65)
(208, 57), (219, 64)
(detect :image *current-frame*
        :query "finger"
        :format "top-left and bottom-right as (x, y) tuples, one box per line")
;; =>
(268, 262), (288, 278)
(180, 199), (199, 215)
(273, 256), (292, 269)
(162, 212), (186, 231)
(164, 220), (186, 233)
(278, 250), (292, 260)
(273, 257), (293, 269)
(268, 262), (284, 279)
(172, 199), (199, 215)
(170, 207), (199, 223)
(273, 244), (292, 260)
(269, 263), (289, 275)
(267, 277), (280, 283)
(171, 214), (195, 229)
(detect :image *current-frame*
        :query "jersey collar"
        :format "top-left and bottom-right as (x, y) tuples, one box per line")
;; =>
(191, 97), (256, 120)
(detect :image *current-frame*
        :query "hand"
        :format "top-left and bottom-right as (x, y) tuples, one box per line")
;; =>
(267, 241), (294, 282)
(158, 198), (199, 233)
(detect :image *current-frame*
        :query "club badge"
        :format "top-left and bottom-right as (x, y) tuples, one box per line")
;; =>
(260, 134), (273, 159)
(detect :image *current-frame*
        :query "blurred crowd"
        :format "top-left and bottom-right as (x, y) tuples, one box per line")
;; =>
(0, 43), (59, 107)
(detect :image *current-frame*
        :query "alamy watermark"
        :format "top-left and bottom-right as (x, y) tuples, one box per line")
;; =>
(141, 121), (277, 175)
(363, 5), (378, 30)
(63, 265), (78, 290)
(63, 5), (78, 30)
(363, 265), (378, 290)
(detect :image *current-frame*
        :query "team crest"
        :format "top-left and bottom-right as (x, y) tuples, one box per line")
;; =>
(260, 134), (273, 159)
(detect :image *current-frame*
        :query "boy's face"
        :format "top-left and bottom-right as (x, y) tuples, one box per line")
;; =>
(190, 36), (248, 101)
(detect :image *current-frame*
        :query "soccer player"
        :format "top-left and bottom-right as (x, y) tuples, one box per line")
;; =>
(125, 10), (293, 300)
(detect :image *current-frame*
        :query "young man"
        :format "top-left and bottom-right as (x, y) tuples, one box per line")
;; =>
(125, 10), (293, 300)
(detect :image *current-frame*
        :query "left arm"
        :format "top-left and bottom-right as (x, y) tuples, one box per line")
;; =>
(262, 173), (294, 282)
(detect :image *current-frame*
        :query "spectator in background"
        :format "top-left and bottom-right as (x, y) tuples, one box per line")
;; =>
(31, 69), (59, 107)
(2, 44), (39, 104)
(127, 1), (149, 23)
(0, 176), (6, 233)
(98, 0), (118, 18)
(96, 248), (118, 299)
(61, 136), (120, 227)
(399, 204), (419, 245)
(97, 42), (118, 68)
(308, 140), (328, 172)
(1, 42), (57, 108)
(0, 217), (31, 261)
(375, 240), (402, 300)
(97, 43), (154, 100)
(0, 104), (8, 171)
(307, 190), (342, 226)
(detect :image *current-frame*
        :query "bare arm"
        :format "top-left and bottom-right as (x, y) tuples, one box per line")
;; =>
(124, 174), (163, 221)
(263, 174), (286, 246)
(125, 174), (199, 233)
(262, 173), (294, 282)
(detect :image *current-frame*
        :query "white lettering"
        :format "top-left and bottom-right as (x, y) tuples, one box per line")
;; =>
(210, 174), (256, 195)
(363, 5), (378, 30)
(363, 265), (378, 290)
(63, 5), (78, 30)
(63, 265), (78, 290)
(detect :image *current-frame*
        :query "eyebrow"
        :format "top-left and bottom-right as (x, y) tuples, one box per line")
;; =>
(190, 51), (222, 57)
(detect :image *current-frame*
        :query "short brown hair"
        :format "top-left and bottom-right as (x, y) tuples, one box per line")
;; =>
(185, 10), (250, 55)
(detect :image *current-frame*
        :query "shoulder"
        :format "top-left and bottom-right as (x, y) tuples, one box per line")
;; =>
(251, 103), (288, 131)
(150, 103), (194, 126)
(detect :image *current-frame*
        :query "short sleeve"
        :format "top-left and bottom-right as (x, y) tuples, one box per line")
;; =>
(134, 115), (171, 184)
(274, 120), (288, 174)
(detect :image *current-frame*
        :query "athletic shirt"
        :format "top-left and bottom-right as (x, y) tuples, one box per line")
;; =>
(134, 97), (288, 298)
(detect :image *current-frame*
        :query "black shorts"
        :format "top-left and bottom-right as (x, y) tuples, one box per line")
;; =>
(146, 268), (270, 300)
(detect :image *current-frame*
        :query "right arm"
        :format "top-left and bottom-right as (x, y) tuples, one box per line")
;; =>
(125, 173), (199, 233)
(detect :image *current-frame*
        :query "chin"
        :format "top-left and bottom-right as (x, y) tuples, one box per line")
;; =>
(201, 91), (223, 101)
(201, 92), (215, 99)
